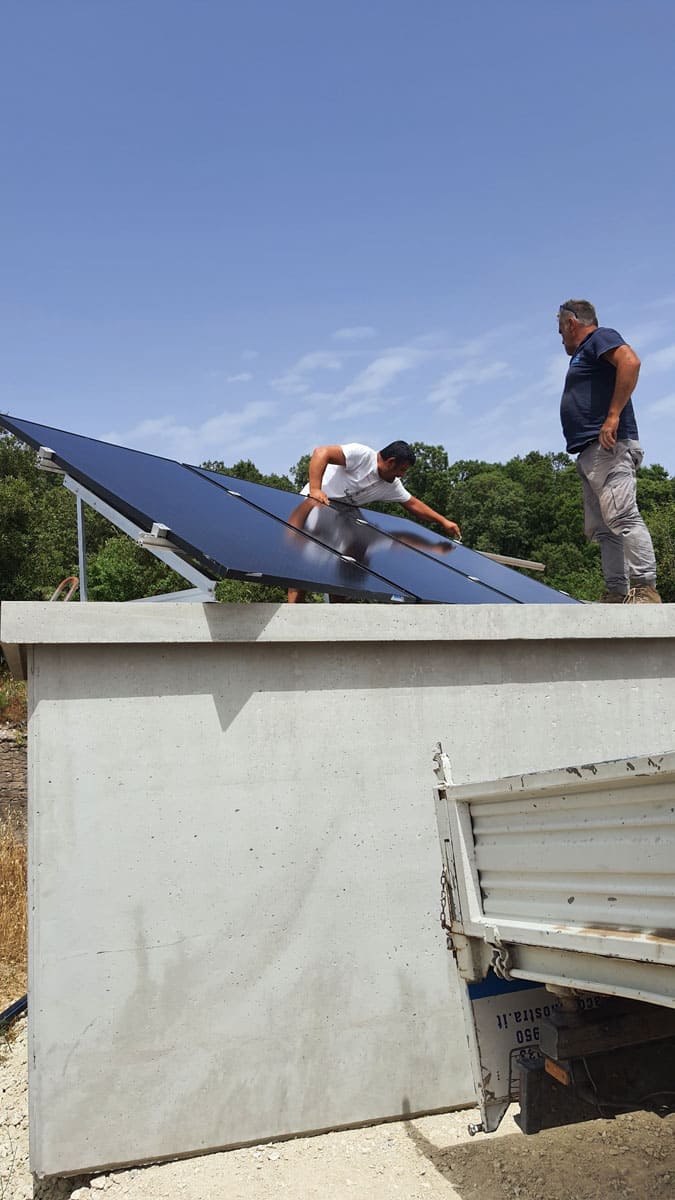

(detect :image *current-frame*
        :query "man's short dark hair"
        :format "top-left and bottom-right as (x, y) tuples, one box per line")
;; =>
(559, 299), (598, 326)
(379, 440), (416, 466)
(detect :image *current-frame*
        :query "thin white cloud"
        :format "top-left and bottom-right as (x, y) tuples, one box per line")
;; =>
(623, 321), (666, 350)
(197, 402), (276, 441)
(643, 344), (675, 373)
(225, 372), (253, 383)
(490, 355), (564, 413)
(342, 347), (426, 398)
(330, 398), (388, 419)
(646, 393), (675, 417)
(271, 351), (343, 396)
(259, 326), (566, 471)
(426, 360), (511, 413)
(538, 354), (567, 396)
(467, 395), (520, 429)
(268, 335), (514, 431)
(450, 391), (562, 465)
(644, 293), (675, 310)
(277, 409), (319, 435)
(331, 325), (377, 341)
(450, 321), (527, 360)
(104, 401), (278, 464)
(270, 331), (513, 417)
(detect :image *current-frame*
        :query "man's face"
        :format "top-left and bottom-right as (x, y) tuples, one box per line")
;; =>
(378, 456), (410, 482)
(558, 314), (577, 356)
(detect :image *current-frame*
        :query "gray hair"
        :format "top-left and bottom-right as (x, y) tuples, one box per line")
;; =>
(559, 299), (598, 326)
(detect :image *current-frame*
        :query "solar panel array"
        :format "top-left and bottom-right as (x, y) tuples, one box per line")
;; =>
(0, 414), (579, 604)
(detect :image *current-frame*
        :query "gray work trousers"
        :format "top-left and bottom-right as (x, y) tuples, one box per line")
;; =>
(576, 439), (657, 594)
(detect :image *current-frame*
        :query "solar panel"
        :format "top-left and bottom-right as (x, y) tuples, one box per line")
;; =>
(352, 507), (580, 604)
(192, 466), (518, 603)
(0, 416), (414, 600)
(1, 414), (580, 604)
(191, 465), (579, 605)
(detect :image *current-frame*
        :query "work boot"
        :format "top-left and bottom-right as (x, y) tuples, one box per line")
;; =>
(598, 591), (627, 603)
(623, 585), (662, 604)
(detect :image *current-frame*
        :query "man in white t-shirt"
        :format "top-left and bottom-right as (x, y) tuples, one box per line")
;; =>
(288, 440), (461, 602)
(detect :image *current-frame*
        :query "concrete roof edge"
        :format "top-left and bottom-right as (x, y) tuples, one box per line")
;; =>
(1, 600), (674, 648)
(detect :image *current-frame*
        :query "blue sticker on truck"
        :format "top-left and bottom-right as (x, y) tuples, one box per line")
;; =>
(468, 971), (542, 1000)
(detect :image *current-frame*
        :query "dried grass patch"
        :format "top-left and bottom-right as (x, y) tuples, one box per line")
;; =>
(0, 824), (27, 969)
(0, 670), (26, 726)
(0, 825), (27, 1029)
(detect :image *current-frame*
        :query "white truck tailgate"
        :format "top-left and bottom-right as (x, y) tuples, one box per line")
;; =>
(433, 748), (675, 1131)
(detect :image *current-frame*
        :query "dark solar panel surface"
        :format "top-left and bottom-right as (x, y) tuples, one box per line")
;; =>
(0, 416), (413, 599)
(1, 414), (579, 604)
(192, 465), (579, 605)
(353, 508), (580, 604)
(192, 466), (518, 603)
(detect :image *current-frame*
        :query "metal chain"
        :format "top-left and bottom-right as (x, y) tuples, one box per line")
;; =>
(439, 869), (453, 948)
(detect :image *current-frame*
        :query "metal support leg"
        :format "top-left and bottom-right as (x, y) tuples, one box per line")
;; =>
(76, 494), (88, 602)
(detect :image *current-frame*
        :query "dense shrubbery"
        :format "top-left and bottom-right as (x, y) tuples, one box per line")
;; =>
(1, 433), (673, 604)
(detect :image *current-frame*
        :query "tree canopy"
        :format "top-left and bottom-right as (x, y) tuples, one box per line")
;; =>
(1, 432), (673, 606)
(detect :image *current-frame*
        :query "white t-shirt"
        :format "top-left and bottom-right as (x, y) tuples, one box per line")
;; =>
(302, 443), (411, 505)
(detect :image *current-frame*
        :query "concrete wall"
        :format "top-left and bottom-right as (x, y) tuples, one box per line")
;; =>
(2, 601), (675, 1177)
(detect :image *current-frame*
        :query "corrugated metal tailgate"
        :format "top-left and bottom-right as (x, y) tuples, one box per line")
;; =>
(436, 752), (675, 1008)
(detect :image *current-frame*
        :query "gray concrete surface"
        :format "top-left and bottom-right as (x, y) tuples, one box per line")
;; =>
(2, 602), (675, 1176)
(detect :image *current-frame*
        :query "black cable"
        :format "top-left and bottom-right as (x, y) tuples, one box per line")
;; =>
(0, 995), (27, 1030)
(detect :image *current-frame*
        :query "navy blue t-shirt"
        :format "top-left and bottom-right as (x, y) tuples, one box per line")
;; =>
(560, 327), (639, 453)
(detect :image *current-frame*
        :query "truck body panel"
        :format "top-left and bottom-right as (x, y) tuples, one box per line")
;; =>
(434, 748), (675, 1132)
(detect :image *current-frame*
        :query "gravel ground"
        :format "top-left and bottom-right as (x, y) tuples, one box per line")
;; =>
(2, 1015), (674, 1200)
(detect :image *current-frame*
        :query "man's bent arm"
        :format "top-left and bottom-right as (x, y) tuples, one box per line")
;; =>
(599, 345), (641, 449)
(308, 445), (346, 503)
(402, 496), (461, 539)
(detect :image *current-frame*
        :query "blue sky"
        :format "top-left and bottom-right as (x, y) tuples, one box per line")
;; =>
(3, 1), (675, 477)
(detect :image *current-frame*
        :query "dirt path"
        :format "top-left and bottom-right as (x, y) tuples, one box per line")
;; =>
(2, 1016), (674, 1200)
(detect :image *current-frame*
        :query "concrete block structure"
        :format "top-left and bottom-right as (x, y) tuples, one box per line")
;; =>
(2, 601), (674, 1176)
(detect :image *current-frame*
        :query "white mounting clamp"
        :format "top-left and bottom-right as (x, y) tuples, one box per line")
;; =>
(138, 522), (175, 549)
(36, 446), (64, 474)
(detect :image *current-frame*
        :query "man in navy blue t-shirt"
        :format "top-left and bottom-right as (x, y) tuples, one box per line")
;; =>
(558, 299), (660, 603)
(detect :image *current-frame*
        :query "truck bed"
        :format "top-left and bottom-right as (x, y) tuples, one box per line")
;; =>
(434, 749), (675, 1009)
(433, 748), (675, 1133)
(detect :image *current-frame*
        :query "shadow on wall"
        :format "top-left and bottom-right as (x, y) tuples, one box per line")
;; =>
(26, 637), (675, 741)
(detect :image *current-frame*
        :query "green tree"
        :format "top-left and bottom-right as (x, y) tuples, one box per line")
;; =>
(644, 504), (675, 603)
(0, 434), (80, 599)
(637, 463), (675, 515)
(534, 540), (604, 602)
(86, 536), (186, 602)
(215, 579), (292, 603)
(452, 470), (528, 556)
(202, 458), (295, 492)
(290, 453), (310, 491)
(405, 443), (452, 515)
